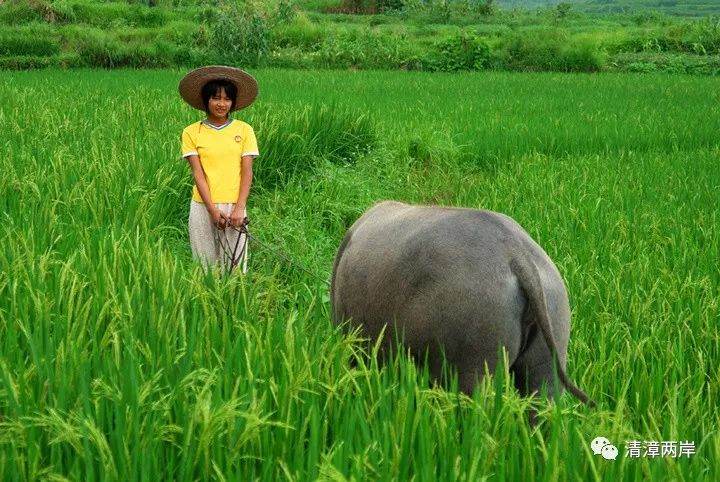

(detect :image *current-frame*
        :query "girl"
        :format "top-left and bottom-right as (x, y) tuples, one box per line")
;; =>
(179, 66), (259, 272)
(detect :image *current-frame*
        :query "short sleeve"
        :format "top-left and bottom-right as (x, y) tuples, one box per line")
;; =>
(242, 125), (259, 158)
(181, 128), (198, 158)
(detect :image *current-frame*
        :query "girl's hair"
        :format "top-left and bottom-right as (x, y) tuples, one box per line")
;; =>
(201, 79), (238, 113)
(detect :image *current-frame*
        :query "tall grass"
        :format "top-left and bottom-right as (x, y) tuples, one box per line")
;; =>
(0, 69), (718, 481)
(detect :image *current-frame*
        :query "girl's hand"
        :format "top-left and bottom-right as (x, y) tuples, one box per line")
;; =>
(229, 206), (246, 227)
(210, 208), (227, 229)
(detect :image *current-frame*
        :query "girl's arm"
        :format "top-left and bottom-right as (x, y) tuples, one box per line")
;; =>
(230, 155), (254, 226)
(186, 155), (226, 228)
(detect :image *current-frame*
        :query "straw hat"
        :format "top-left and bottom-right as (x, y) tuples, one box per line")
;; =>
(179, 65), (258, 112)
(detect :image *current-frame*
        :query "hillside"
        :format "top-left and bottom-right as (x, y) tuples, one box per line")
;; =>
(1, 0), (719, 73)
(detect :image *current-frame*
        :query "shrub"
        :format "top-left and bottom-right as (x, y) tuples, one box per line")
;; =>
(615, 32), (669, 54)
(426, 33), (491, 72)
(555, 2), (573, 20)
(562, 38), (606, 73)
(500, 29), (605, 73)
(616, 20), (720, 57)
(317, 29), (416, 69)
(502, 29), (562, 71)
(669, 18), (720, 55)
(209, 2), (271, 66)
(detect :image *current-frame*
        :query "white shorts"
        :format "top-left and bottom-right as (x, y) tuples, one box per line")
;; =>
(188, 200), (248, 273)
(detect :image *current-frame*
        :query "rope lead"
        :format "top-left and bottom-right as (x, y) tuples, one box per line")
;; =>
(217, 218), (330, 284)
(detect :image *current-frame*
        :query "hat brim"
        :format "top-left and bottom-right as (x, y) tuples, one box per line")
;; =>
(179, 66), (258, 112)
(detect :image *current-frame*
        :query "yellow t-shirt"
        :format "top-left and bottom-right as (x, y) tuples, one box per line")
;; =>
(181, 119), (259, 203)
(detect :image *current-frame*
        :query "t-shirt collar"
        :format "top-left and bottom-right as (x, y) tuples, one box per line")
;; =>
(201, 118), (233, 130)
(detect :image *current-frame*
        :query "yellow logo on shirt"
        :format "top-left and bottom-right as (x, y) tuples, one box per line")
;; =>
(234, 135), (242, 142)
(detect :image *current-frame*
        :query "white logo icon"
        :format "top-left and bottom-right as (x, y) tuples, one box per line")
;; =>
(601, 444), (619, 460)
(591, 436), (618, 461)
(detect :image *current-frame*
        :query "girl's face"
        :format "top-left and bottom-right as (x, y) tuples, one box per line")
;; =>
(208, 88), (233, 119)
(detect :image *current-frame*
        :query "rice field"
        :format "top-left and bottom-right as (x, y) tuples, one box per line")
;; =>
(0, 68), (718, 481)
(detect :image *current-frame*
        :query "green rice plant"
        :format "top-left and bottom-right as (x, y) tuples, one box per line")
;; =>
(254, 68), (717, 161)
(247, 102), (377, 188)
(0, 68), (718, 481)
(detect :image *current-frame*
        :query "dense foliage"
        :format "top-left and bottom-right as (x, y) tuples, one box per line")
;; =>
(0, 0), (719, 74)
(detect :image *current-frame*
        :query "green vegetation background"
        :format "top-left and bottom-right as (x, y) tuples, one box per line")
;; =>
(1, 0), (720, 74)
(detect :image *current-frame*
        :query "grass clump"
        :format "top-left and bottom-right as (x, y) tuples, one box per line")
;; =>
(51, 0), (168, 27)
(316, 28), (420, 69)
(0, 0), (43, 24)
(249, 103), (377, 188)
(500, 28), (606, 72)
(273, 11), (328, 50)
(0, 26), (60, 57)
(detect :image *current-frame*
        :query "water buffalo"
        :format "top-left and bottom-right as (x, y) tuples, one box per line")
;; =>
(331, 201), (593, 404)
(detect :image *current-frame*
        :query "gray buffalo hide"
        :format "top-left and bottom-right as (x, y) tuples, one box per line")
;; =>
(331, 201), (593, 404)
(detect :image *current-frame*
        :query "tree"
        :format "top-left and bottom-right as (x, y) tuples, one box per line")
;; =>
(556, 2), (572, 19)
(478, 0), (496, 17)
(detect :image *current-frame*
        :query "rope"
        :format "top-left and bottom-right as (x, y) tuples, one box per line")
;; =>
(215, 219), (249, 275)
(220, 218), (330, 285)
